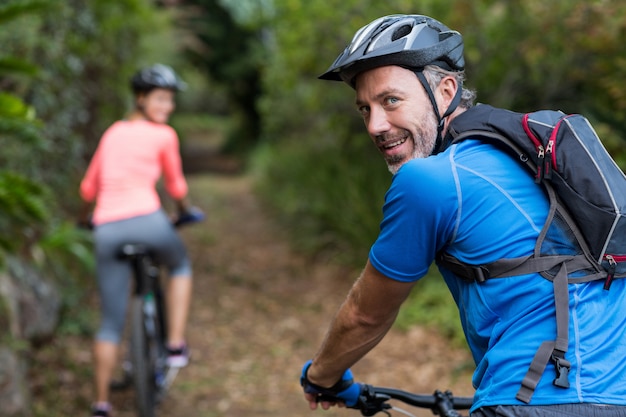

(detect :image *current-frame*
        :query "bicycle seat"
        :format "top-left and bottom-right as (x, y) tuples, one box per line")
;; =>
(117, 243), (151, 259)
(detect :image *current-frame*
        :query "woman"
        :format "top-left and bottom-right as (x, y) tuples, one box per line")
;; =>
(79, 64), (201, 417)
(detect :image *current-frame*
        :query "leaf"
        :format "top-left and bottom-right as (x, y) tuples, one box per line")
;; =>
(0, 57), (39, 77)
(0, 0), (50, 25)
(0, 93), (32, 118)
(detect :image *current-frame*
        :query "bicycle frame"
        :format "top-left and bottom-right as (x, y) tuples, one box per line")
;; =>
(130, 247), (167, 354)
(111, 209), (203, 416)
(119, 244), (169, 417)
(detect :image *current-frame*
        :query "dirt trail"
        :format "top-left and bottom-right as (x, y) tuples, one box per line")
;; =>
(31, 151), (474, 417)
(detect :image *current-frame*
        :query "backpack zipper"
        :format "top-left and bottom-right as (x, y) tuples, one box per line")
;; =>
(544, 139), (554, 180)
(522, 114), (545, 182)
(545, 120), (562, 181)
(545, 116), (575, 181)
(603, 254), (626, 290)
(523, 114), (575, 182)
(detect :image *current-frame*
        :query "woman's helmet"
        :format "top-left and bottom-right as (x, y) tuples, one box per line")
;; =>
(319, 14), (464, 86)
(130, 64), (187, 94)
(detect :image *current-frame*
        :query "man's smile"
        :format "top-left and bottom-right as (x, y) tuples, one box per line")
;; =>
(377, 133), (409, 149)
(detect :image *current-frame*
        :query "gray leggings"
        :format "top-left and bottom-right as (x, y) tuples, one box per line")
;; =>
(472, 404), (626, 417)
(94, 210), (191, 343)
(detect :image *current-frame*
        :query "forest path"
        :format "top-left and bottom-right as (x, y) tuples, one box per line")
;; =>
(31, 138), (474, 417)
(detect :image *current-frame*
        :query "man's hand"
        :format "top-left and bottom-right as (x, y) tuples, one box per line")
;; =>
(300, 360), (361, 410)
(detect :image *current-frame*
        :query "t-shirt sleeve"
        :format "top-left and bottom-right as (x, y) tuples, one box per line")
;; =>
(369, 158), (458, 282)
(160, 128), (188, 199)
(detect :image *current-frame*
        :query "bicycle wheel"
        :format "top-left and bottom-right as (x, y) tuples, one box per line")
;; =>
(152, 285), (169, 400)
(130, 295), (158, 417)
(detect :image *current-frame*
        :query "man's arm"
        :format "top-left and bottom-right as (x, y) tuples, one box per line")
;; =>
(306, 259), (416, 388)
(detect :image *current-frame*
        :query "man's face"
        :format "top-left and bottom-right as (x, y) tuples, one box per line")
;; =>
(355, 66), (438, 174)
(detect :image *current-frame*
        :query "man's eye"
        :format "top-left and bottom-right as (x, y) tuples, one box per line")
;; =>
(384, 97), (399, 105)
(357, 106), (370, 116)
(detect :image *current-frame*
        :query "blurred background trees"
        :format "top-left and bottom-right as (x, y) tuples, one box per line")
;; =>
(181, 0), (267, 155)
(3, 0), (624, 270)
(0, 0), (181, 329)
(1, 0), (625, 391)
(255, 0), (626, 259)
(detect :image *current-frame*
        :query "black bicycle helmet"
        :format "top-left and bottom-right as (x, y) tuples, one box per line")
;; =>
(319, 14), (464, 85)
(130, 63), (187, 94)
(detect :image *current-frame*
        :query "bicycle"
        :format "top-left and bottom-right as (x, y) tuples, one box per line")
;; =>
(113, 209), (204, 417)
(320, 383), (474, 417)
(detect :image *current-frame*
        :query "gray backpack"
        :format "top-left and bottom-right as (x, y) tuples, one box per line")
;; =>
(437, 104), (626, 403)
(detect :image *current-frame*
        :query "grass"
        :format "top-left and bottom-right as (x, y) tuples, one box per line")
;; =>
(174, 112), (468, 353)
(250, 138), (468, 348)
(395, 265), (468, 348)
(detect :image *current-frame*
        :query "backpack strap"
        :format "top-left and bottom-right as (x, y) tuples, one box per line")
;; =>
(516, 263), (571, 403)
(442, 105), (624, 403)
(436, 252), (595, 283)
(436, 252), (582, 403)
(436, 252), (591, 282)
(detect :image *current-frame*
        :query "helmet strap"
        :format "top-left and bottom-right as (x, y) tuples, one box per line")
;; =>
(135, 97), (151, 121)
(414, 71), (461, 155)
(134, 93), (159, 123)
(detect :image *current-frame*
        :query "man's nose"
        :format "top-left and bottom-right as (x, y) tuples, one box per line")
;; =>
(366, 108), (390, 136)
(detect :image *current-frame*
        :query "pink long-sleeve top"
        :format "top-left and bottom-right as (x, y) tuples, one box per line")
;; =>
(80, 120), (188, 225)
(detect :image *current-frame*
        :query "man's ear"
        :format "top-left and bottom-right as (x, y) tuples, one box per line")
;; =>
(436, 76), (458, 114)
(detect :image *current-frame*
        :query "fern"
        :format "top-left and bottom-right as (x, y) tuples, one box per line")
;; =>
(0, 171), (49, 252)
(0, 0), (49, 25)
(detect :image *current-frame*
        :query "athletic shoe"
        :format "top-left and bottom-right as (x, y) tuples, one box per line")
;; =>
(166, 344), (190, 368)
(90, 403), (112, 417)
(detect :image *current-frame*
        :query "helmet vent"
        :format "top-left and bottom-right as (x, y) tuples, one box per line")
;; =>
(318, 14), (465, 83)
(392, 24), (412, 42)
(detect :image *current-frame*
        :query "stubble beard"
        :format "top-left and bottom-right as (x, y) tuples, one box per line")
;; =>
(385, 111), (439, 175)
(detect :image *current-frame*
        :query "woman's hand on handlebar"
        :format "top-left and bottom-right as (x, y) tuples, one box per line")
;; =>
(173, 205), (205, 227)
(77, 201), (95, 230)
(77, 218), (94, 230)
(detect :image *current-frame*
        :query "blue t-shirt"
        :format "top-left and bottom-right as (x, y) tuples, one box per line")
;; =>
(369, 140), (626, 410)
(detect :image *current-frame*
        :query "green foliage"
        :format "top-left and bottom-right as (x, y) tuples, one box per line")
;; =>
(37, 222), (94, 278)
(251, 138), (388, 261)
(0, 172), (92, 337)
(395, 268), (467, 347)
(0, 92), (33, 119)
(0, 0), (179, 211)
(0, 297), (10, 339)
(181, 0), (265, 156)
(0, 171), (49, 254)
(0, 0), (48, 24)
(460, 1), (626, 161)
(0, 2), (50, 263)
(0, 92), (44, 170)
(0, 57), (39, 77)
(255, 0), (457, 262)
(37, 222), (95, 336)
(251, 0), (626, 342)
(0, 0), (168, 335)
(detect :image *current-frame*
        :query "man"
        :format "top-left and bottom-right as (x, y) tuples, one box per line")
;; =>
(300, 14), (626, 416)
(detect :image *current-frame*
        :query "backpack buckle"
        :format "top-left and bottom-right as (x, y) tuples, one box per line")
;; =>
(472, 266), (490, 283)
(551, 350), (571, 388)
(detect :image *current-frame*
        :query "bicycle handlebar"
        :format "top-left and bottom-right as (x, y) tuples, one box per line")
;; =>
(78, 206), (205, 230)
(173, 206), (205, 227)
(320, 383), (473, 417)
